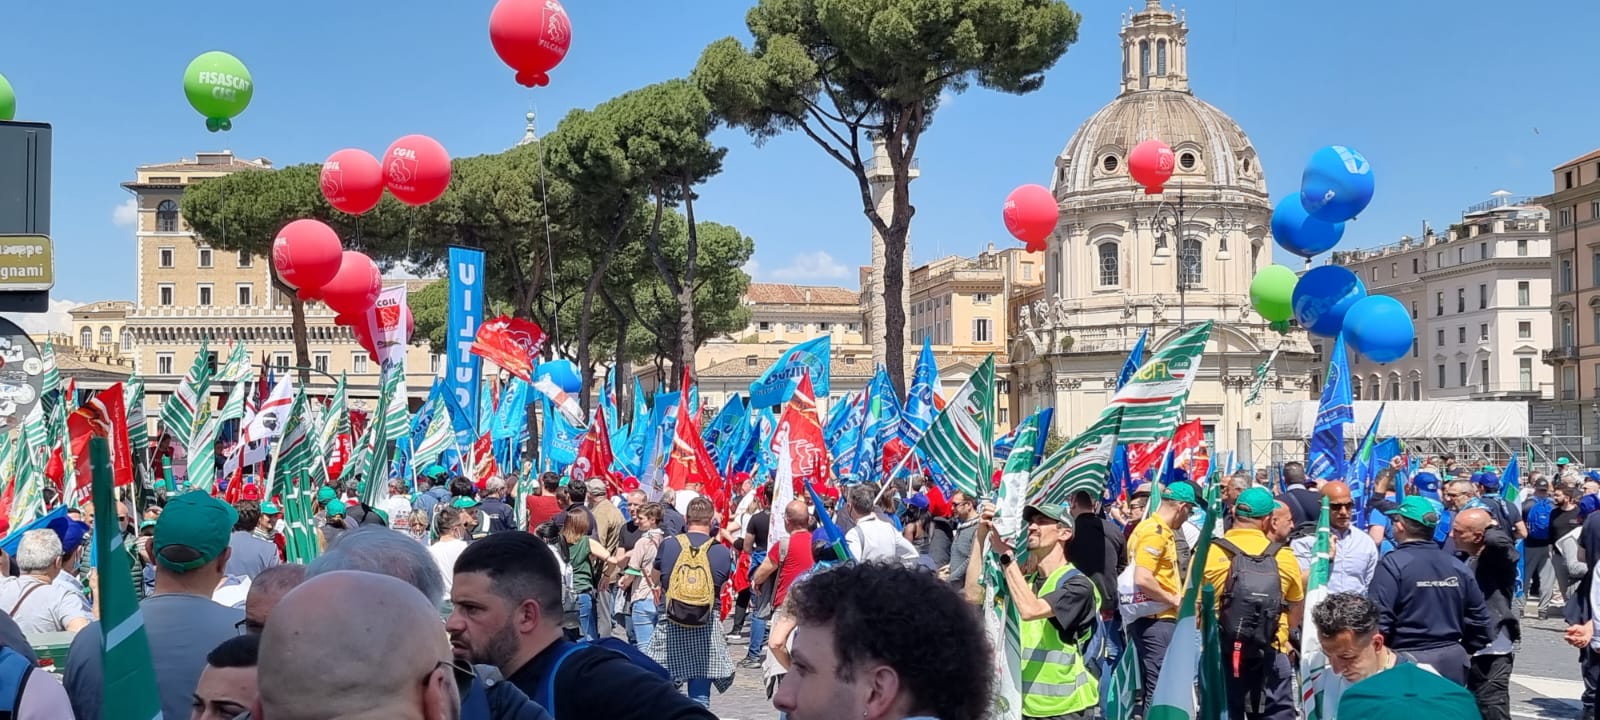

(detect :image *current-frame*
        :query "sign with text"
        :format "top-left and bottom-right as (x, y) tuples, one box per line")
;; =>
(0, 235), (52, 291)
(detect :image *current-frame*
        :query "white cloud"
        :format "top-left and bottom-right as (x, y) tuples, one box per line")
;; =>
(770, 251), (850, 281)
(2, 298), (80, 336)
(741, 258), (760, 278)
(939, 88), (957, 107)
(112, 198), (137, 228)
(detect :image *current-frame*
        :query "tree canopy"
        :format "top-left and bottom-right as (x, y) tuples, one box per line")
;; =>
(180, 87), (756, 404)
(693, 0), (1081, 394)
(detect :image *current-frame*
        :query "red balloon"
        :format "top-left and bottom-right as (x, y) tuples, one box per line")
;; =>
(401, 303), (414, 343)
(1002, 184), (1059, 247)
(320, 149), (385, 215)
(1128, 139), (1175, 195)
(489, 0), (572, 88)
(321, 251), (382, 316)
(272, 220), (343, 295)
(383, 135), (452, 207)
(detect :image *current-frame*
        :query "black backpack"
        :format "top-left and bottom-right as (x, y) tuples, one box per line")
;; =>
(1214, 538), (1285, 675)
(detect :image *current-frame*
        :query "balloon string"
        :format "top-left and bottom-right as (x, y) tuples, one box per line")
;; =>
(533, 103), (560, 350)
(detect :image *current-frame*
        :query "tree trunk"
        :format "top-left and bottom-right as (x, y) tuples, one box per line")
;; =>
(604, 291), (631, 424)
(879, 126), (918, 399)
(269, 264), (312, 387)
(577, 219), (628, 413)
(678, 175), (700, 387)
(643, 190), (696, 388)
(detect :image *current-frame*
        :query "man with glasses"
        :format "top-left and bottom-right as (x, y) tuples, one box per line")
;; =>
(944, 491), (981, 586)
(1291, 481), (1378, 593)
(238, 563), (308, 635)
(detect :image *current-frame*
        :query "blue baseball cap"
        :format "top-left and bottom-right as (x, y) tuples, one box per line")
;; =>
(1412, 471), (1441, 496)
(47, 516), (91, 556)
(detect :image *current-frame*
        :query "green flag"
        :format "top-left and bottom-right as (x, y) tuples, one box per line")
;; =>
(1245, 347), (1280, 407)
(979, 409), (1044, 720)
(1104, 629), (1142, 720)
(361, 368), (404, 508)
(11, 405), (48, 528)
(89, 435), (165, 720)
(1145, 485), (1223, 720)
(1028, 407), (1123, 507)
(1110, 321), (1212, 444)
(271, 390), (320, 563)
(411, 393), (455, 472)
(159, 340), (213, 450)
(915, 355), (995, 498)
(124, 376), (149, 485)
(1298, 496), (1335, 719)
(1198, 585), (1228, 720)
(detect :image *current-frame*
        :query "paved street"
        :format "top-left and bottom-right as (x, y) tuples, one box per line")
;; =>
(697, 602), (1592, 719)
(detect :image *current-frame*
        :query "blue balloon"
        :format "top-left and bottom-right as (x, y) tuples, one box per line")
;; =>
(1300, 145), (1374, 223)
(535, 359), (582, 394)
(1341, 295), (1415, 363)
(1291, 265), (1366, 337)
(1270, 196), (1345, 258)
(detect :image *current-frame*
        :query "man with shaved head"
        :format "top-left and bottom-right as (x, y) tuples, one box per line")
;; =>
(240, 563), (307, 635)
(1451, 507), (1520, 720)
(1290, 481), (1378, 594)
(254, 571), (462, 720)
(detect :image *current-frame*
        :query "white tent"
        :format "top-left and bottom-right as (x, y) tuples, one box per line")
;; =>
(1269, 401), (1528, 441)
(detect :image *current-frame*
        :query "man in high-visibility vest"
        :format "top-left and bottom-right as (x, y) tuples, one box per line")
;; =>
(985, 501), (1102, 720)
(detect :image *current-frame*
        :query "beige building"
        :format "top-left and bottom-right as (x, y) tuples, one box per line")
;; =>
(909, 245), (1042, 354)
(1330, 194), (1553, 403)
(119, 151), (439, 418)
(733, 283), (864, 345)
(1541, 148), (1600, 456)
(1008, 0), (1319, 462)
(67, 300), (134, 360)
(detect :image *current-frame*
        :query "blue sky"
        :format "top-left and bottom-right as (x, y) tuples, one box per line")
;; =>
(3, 0), (1597, 332)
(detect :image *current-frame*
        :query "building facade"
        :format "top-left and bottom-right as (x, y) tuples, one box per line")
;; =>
(119, 151), (438, 415)
(910, 245), (1042, 354)
(1542, 148), (1600, 454)
(1331, 195), (1553, 403)
(67, 300), (134, 360)
(1009, 0), (1318, 460)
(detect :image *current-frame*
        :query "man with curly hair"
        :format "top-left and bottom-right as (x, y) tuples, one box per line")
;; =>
(774, 562), (992, 720)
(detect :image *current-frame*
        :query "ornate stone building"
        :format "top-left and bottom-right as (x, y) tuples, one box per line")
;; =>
(1009, 0), (1318, 461)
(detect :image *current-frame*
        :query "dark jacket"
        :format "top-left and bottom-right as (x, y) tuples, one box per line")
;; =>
(480, 497), (517, 534)
(1369, 539), (1493, 653)
(459, 664), (552, 720)
(1460, 528), (1521, 647)
(508, 639), (715, 720)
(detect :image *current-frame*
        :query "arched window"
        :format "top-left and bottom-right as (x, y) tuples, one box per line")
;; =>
(79, 328), (91, 348)
(1178, 238), (1203, 287)
(1139, 41), (1151, 88)
(1351, 377), (1362, 399)
(1097, 242), (1120, 287)
(1157, 39), (1168, 75)
(99, 326), (112, 345)
(1048, 250), (1059, 295)
(121, 329), (133, 352)
(156, 200), (179, 232)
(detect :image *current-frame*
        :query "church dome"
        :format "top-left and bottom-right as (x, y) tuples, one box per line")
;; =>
(1050, 2), (1267, 202)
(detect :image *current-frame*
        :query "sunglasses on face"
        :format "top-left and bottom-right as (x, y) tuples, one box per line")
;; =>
(1328, 502), (1353, 510)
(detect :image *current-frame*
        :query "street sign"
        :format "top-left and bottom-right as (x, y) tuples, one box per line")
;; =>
(0, 235), (52, 291)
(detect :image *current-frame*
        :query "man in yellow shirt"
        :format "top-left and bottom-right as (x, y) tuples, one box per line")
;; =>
(1125, 482), (1196, 717)
(1203, 487), (1304, 720)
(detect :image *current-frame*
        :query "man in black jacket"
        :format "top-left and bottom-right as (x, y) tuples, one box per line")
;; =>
(1451, 508), (1520, 720)
(1564, 506), (1600, 720)
(448, 532), (715, 720)
(1368, 497), (1493, 687)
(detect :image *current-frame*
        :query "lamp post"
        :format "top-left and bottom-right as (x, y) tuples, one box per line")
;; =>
(1145, 185), (1243, 329)
(1543, 428), (1554, 473)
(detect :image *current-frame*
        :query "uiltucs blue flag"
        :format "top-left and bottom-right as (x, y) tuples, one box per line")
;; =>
(749, 336), (831, 408)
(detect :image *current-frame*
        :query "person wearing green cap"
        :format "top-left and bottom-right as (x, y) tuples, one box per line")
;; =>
(1368, 495), (1492, 686)
(967, 501), (1101, 719)
(320, 501), (351, 551)
(63, 490), (246, 720)
(1122, 479), (1196, 716)
(1200, 486), (1303, 719)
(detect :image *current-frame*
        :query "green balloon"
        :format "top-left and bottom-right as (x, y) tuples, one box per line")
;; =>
(183, 51), (253, 128)
(0, 73), (14, 122)
(1249, 264), (1298, 322)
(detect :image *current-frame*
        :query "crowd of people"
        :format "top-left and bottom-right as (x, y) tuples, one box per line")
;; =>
(0, 451), (1592, 719)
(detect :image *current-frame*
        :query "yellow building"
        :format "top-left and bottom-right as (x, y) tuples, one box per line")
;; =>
(119, 151), (438, 416)
(67, 300), (134, 360)
(909, 244), (1041, 354)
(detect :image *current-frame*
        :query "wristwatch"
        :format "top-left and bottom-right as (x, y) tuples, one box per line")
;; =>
(999, 553), (1013, 568)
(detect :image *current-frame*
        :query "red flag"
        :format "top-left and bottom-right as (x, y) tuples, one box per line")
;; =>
(470, 316), (548, 382)
(67, 384), (134, 507)
(1171, 419), (1208, 483)
(1127, 439), (1169, 478)
(472, 432), (497, 485)
(665, 368), (725, 514)
(571, 403), (622, 496)
(771, 371), (831, 494)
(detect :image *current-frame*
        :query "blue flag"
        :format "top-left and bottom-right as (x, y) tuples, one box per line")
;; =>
(1117, 329), (1149, 391)
(903, 337), (938, 445)
(540, 397), (584, 469)
(444, 247), (486, 446)
(749, 336), (831, 408)
(1308, 335), (1354, 482)
(703, 394), (751, 476)
(1502, 453), (1521, 503)
(1349, 402), (1386, 524)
